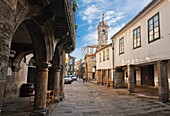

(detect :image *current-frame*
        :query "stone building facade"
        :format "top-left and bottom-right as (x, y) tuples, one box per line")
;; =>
(67, 55), (76, 75)
(84, 54), (96, 80)
(0, 0), (76, 115)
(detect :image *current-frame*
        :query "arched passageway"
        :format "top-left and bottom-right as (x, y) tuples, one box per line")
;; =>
(0, 0), (76, 115)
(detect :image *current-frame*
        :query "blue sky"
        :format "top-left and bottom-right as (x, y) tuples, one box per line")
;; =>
(71, 0), (152, 61)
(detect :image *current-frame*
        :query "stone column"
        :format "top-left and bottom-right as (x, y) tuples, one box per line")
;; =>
(157, 60), (169, 103)
(59, 66), (64, 101)
(127, 64), (135, 93)
(107, 70), (110, 87)
(52, 66), (60, 98)
(101, 70), (104, 85)
(34, 62), (51, 112)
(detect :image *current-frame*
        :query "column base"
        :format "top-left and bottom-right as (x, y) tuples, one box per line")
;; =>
(159, 93), (169, 103)
(128, 90), (134, 93)
(107, 84), (110, 87)
(30, 108), (49, 116)
(54, 96), (60, 103)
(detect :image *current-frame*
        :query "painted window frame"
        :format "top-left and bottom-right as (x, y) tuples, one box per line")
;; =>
(148, 12), (160, 43)
(133, 26), (141, 49)
(119, 37), (124, 54)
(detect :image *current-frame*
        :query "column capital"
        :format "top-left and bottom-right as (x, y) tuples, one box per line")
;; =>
(35, 62), (51, 71)
(52, 65), (61, 72)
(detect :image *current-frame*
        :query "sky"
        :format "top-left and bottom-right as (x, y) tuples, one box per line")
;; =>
(71, 0), (152, 61)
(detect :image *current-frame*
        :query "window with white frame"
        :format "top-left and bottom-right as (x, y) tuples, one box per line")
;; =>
(148, 12), (160, 43)
(90, 48), (93, 54)
(119, 37), (124, 54)
(133, 26), (141, 49)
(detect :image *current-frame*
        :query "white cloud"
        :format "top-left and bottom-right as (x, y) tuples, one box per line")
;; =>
(88, 25), (93, 31)
(108, 24), (125, 43)
(104, 10), (125, 26)
(82, 31), (98, 46)
(81, 0), (106, 5)
(80, 4), (101, 24)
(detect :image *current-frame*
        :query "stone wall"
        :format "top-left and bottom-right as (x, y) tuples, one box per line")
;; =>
(0, 0), (15, 113)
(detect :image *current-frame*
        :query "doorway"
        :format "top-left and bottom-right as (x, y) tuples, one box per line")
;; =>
(141, 65), (154, 86)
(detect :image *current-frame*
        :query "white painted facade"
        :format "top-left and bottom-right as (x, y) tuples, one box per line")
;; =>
(112, 0), (170, 88)
(96, 44), (114, 80)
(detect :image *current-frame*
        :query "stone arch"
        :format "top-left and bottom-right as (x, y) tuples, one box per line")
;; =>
(12, 1), (53, 63)
(13, 51), (32, 72)
(24, 19), (48, 62)
(1, 0), (55, 112)
(52, 46), (60, 66)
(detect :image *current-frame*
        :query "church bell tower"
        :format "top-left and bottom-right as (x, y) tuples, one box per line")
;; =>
(97, 13), (109, 47)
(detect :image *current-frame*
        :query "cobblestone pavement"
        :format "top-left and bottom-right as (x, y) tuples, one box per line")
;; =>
(50, 79), (170, 116)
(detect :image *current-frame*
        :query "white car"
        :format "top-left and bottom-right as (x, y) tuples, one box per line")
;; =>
(71, 75), (77, 81)
(64, 75), (73, 84)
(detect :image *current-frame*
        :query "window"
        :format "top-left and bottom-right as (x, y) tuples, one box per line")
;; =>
(70, 66), (73, 71)
(133, 26), (141, 49)
(148, 12), (160, 43)
(106, 49), (109, 60)
(69, 59), (73, 64)
(99, 53), (101, 62)
(102, 29), (105, 35)
(90, 48), (93, 54)
(87, 48), (89, 54)
(103, 51), (105, 61)
(119, 37), (124, 54)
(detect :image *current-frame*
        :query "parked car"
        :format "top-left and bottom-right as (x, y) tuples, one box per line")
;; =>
(64, 75), (73, 84)
(71, 75), (77, 81)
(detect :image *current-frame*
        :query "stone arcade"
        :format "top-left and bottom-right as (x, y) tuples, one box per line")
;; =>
(0, 0), (76, 115)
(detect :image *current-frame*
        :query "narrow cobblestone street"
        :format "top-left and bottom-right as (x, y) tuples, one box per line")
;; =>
(50, 79), (170, 116)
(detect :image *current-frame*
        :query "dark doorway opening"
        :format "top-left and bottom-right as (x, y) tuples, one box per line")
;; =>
(141, 65), (154, 86)
(134, 70), (136, 85)
(92, 72), (95, 79)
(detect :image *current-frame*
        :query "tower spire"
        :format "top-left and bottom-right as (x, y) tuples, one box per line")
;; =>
(102, 13), (104, 22)
(102, 13), (105, 26)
